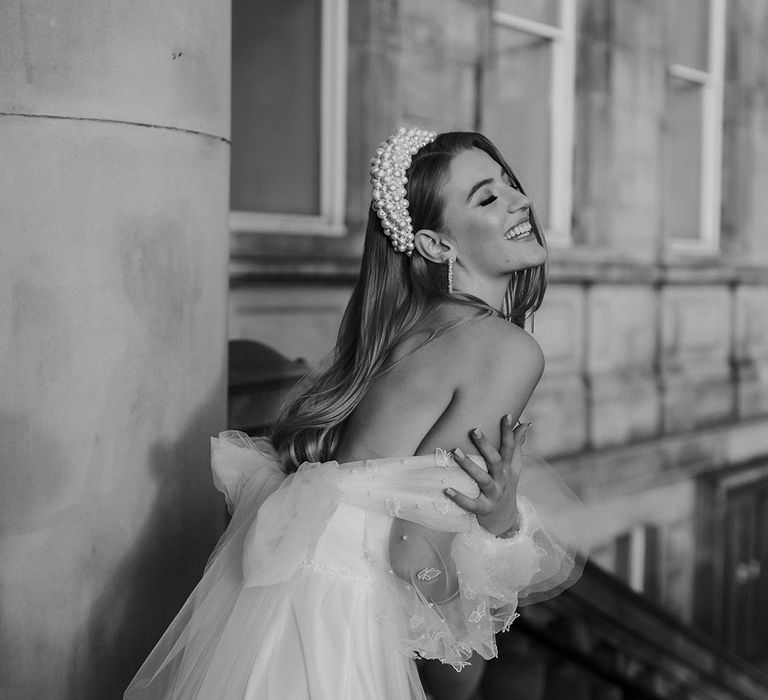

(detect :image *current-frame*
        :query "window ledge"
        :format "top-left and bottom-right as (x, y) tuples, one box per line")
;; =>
(229, 234), (768, 287)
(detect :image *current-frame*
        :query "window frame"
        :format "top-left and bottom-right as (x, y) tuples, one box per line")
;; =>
(229, 0), (348, 237)
(491, 1), (576, 247)
(665, 0), (726, 254)
(614, 523), (660, 597)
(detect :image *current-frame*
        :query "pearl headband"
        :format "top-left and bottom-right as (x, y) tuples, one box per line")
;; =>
(370, 126), (437, 255)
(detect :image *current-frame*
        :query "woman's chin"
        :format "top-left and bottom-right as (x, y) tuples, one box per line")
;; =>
(505, 248), (547, 271)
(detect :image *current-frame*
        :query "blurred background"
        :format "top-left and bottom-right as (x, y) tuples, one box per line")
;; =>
(1, 0), (768, 698)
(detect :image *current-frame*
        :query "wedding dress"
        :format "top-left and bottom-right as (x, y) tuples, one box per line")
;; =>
(125, 431), (583, 699)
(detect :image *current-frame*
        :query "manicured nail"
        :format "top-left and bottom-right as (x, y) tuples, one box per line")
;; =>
(471, 428), (482, 438)
(444, 488), (455, 497)
(453, 448), (465, 460)
(505, 414), (514, 426)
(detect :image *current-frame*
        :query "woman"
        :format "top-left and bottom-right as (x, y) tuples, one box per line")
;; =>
(125, 128), (583, 699)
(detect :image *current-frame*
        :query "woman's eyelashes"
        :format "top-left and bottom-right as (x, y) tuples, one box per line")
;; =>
(477, 173), (518, 207)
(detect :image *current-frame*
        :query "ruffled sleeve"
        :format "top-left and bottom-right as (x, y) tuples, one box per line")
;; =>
(452, 499), (556, 607)
(210, 430), (285, 514)
(372, 453), (585, 670)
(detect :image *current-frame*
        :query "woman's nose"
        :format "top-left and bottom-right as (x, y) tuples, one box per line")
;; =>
(506, 188), (529, 212)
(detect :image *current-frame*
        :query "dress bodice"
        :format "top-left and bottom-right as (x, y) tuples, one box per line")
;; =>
(309, 504), (390, 583)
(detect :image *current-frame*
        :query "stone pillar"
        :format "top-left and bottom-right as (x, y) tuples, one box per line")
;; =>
(0, 2), (230, 698)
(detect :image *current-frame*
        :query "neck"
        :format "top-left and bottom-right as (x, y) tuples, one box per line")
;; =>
(453, 273), (510, 314)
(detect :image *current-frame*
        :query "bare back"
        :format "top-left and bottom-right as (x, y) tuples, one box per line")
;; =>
(334, 309), (544, 463)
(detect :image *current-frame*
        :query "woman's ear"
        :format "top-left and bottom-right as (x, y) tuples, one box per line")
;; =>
(414, 229), (455, 264)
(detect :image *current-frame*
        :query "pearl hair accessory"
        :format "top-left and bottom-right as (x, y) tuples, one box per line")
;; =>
(370, 126), (437, 254)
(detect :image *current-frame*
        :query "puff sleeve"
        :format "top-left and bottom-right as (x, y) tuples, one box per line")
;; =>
(211, 430), (286, 515)
(379, 456), (585, 670)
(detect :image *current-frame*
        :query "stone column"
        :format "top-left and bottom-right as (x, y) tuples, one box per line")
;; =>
(0, 2), (230, 697)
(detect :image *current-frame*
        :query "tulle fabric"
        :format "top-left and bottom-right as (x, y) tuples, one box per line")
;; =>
(125, 433), (584, 699)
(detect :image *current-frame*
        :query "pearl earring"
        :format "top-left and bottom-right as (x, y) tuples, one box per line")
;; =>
(447, 256), (456, 295)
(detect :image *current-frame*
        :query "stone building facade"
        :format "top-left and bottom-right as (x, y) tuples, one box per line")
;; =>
(229, 0), (768, 661)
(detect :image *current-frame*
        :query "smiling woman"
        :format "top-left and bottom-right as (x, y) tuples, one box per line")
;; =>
(125, 129), (582, 700)
(415, 147), (547, 309)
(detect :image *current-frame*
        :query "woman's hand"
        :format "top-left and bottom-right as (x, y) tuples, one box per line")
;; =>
(444, 414), (531, 536)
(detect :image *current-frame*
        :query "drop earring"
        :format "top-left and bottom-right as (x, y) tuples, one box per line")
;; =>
(447, 256), (456, 295)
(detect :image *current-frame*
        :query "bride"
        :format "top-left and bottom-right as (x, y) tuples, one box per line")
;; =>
(125, 128), (583, 699)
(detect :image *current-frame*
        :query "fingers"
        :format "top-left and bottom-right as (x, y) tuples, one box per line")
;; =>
(444, 487), (486, 515)
(446, 417), (533, 525)
(468, 427), (504, 482)
(509, 422), (532, 482)
(469, 428), (500, 465)
(451, 419), (531, 495)
(499, 414), (515, 463)
(452, 448), (494, 491)
(513, 422), (532, 446)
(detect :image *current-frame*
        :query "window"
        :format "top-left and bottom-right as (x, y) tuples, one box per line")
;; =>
(483, 0), (576, 246)
(229, 0), (348, 236)
(591, 525), (661, 600)
(614, 525), (660, 598)
(662, 0), (726, 252)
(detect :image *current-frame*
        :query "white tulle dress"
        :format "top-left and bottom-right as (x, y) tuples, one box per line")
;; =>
(125, 431), (583, 700)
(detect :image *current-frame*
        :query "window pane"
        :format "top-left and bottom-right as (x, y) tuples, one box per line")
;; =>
(668, 0), (710, 70)
(483, 29), (551, 228)
(614, 533), (632, 585)
(496, 0), (559, 26)
(231, 0), (321, 215)
(663, 76), (703, 241)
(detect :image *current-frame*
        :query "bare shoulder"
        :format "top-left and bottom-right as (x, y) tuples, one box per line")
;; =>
(445, 314), (544, 385)
(478, 315), (543, 359)
(412, 315), (545, 455)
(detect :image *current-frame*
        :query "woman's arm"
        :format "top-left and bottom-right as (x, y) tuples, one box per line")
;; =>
(410, 319), (542, 532)
(388, 416), (531, 601)
(384, 314), (542, 588)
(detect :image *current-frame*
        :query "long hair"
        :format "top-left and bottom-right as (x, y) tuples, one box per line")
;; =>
(271, 132), (548, 471)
